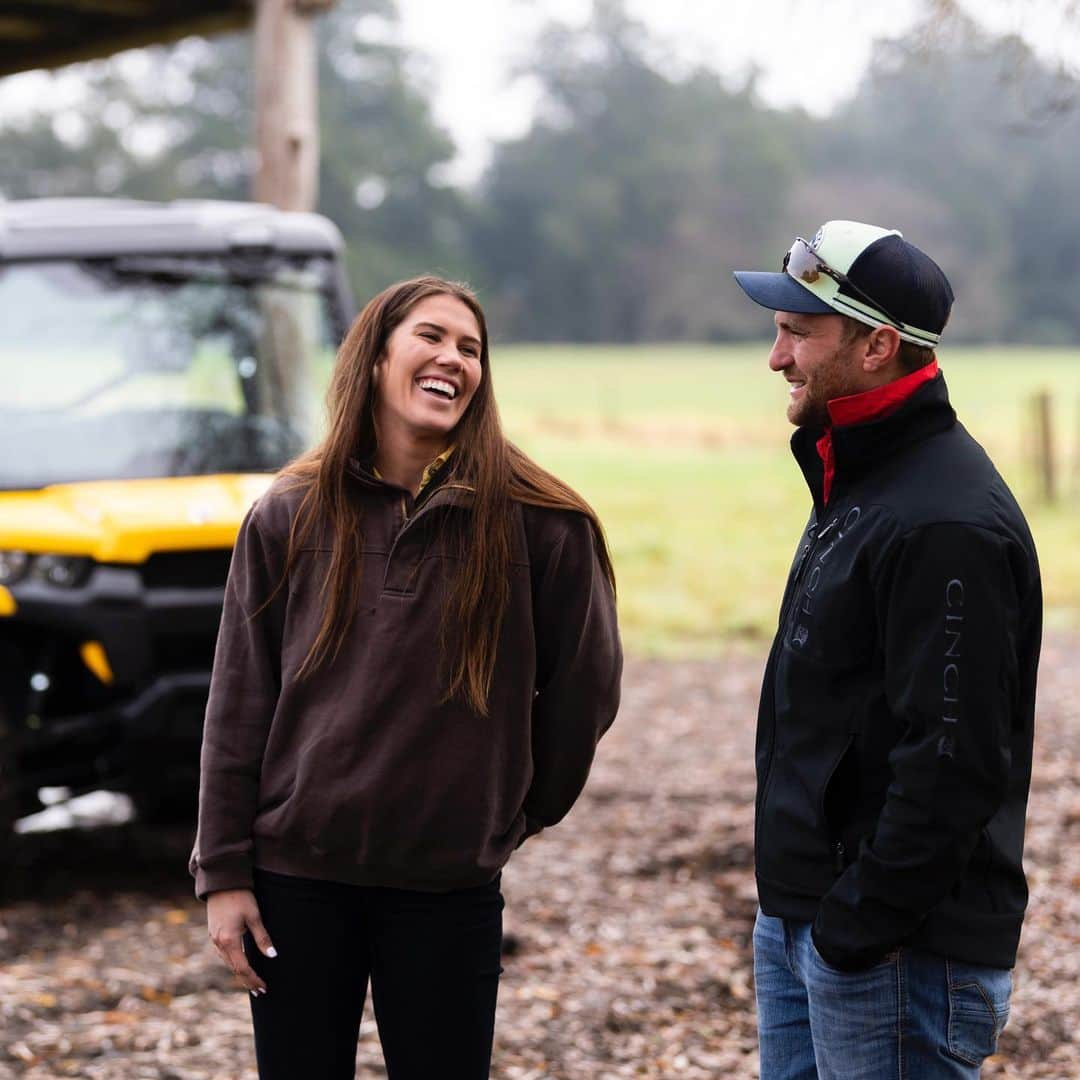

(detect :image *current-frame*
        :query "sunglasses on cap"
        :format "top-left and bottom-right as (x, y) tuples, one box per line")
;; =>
(783, 237), (906, 332)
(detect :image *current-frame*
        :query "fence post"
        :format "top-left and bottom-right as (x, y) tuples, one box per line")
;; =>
(1074, 396), (1080, 498)
(1030, 390), (1056, 504)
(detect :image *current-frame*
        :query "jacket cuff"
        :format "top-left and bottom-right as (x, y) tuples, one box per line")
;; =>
(515, 814), (546, 848)
(193, 856), (255, 901)
(811, 924), (893, 973)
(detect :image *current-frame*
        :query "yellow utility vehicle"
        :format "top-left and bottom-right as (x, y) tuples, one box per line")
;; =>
(0, 199), (351, 843)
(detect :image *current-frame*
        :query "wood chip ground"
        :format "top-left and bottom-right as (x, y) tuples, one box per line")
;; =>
(1, 634), (1076, 1078)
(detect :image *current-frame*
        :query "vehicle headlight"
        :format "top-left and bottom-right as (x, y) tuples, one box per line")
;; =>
(0, 550), (30, 585)
(32, 555), (93, 589)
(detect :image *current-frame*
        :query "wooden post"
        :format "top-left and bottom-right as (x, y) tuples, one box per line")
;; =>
(1073, 396), (1080, 498)
(253, 0), (335, 211)
(1032, 390), (1056, 504)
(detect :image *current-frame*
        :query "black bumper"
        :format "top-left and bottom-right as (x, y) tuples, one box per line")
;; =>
(2, 559), (226, 808)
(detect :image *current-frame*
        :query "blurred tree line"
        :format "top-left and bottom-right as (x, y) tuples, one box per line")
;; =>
(1, 0), (1078, 343)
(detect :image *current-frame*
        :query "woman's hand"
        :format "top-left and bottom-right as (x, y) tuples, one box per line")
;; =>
(207, 888), (277, 995)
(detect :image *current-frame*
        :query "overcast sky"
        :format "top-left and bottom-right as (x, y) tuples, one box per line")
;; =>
(392, 0), (1080, 179)
(395, 0), (923, 179)
(1, 0), (1076, 183)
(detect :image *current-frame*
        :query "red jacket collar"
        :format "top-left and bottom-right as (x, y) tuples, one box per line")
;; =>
(826, 359), (939, 430)
(815, 360), (939, 507)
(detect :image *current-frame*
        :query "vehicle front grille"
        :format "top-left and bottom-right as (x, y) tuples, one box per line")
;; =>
(140, 549), (233, 590)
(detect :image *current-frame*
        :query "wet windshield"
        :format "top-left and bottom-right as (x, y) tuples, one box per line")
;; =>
(0, 258), (339, 488)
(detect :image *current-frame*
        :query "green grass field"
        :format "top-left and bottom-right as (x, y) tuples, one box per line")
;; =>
(8, 339), (1077, 655)
(491, 344), (1080, 655)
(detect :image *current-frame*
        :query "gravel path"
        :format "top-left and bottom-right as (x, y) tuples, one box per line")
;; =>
(1, 634), (1076, 1078)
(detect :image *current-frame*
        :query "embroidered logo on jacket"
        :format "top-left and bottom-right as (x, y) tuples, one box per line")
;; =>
(790, 506), (862, 650)
(940, 578), (964, 759)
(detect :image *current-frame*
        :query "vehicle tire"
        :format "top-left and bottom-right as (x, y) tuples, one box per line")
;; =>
(0, 701), (18, 894)
(132, 778), (198, 827)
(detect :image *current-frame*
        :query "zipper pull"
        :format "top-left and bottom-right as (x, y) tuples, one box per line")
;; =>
(817, 518), (839, 543)
(834, 841), (846, 874)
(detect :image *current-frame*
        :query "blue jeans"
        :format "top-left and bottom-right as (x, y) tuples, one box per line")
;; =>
(753, 910), (1012, 1079)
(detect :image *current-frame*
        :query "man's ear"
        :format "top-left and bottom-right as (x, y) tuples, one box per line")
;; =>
(861, 326), (901, 375)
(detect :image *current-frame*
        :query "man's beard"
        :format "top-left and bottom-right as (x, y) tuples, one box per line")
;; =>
(788, 344), (859, 428)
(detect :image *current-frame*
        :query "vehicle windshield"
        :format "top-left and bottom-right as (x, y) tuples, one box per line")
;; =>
(1, 258), (339, 488)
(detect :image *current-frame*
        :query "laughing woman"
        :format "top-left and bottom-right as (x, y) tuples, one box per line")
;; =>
(189, 276), (622, 1080)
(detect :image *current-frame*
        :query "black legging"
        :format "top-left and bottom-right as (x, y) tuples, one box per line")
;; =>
(244, 869), (504, 1079)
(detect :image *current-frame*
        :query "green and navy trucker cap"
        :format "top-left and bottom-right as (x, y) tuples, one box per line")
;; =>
(733, 220), (954, 347)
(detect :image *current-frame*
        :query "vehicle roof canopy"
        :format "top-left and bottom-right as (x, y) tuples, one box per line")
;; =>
(0, 199), (345, 261)
(0, 2), (253, 79)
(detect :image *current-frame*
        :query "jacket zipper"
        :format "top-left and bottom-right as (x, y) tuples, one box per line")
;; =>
(756, 514), (840, 852)
(382, 484), (476, 592)
(820, 730), (856, 876)
(834, 840), (847, 874)
(779, 517), (837, 631)
(778, 542), (813, 629)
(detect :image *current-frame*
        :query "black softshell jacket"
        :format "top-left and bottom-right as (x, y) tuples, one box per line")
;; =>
(755, 374), (1041, 972)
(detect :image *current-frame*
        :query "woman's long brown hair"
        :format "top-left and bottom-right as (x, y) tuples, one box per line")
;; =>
(277, 275), (615, 714)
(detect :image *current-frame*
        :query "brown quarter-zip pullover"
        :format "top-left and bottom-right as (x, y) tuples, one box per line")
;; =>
(190, 463), (622, 898)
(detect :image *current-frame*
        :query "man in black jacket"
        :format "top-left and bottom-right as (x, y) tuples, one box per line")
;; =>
(733, 221), (1041, 1079)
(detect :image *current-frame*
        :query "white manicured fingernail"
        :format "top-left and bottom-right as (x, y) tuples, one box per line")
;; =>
(266, 947), (278, 958)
